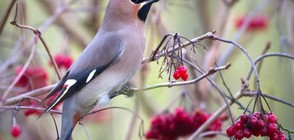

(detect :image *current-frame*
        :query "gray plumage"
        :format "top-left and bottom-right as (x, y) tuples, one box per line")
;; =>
(39, 0), (159, 139)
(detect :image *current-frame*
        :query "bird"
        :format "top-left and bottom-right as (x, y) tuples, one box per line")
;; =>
(38, 0), (159, 139)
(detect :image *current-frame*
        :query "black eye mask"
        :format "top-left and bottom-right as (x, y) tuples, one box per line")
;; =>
(133, 0), (160, 22)
(131, 0), (145, 4)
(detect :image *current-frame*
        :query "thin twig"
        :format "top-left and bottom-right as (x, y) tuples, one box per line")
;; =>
(50, 113), (60, 140)
(253, 42), (271, 89)
(142, 31), (216, 64)
(79, 122), (90, 140)
(133, 64), (231, 91)
(142, 31), (261, 91)
(0, 0), (17, 35)
(243, 91), (294, 108)
(247, 52), (294, 80)
(0, 105), (61, 114)
(216, 0), (270, 67)
(1, 43), (36, 103)
(188, 91), (243, 140)
(217, 68), (235, 124)
(3, 84), (56, 105)
(207, 34), (261, 91)
(10, 3), (61, 80)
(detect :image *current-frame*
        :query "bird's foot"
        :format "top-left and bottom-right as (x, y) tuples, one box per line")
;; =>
(111, 84), (135, 98)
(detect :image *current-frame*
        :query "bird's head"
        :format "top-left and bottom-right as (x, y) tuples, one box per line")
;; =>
(103, 0), (160, 28)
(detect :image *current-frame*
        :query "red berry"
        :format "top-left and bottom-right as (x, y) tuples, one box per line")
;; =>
(198, 112), (209, 124)
(233, 121), (244, 130)
(256, 119), (265, 129)
(249, 116), (258, 126)
(243, 128), (252, 138)
(11, 125), (21, 138)
(15, 67), (49, 92)
(181, 73), (188, 81)
(240, 114), (248, 123)
(269, 132), (279, 140)
(252, 130), (261, 137)
(209, 119), (222, 132)
(177, 66), (187, 75)
(268, 123), (277, 133)
(173, 71), (180, 80)
(52, 54), (73, 69)
(234, 15), (268, 31)
(226, 126), (236, 137)
(253, 112), (261, 118)
(145, 130), (159, 139)
(234, 130), (244, 139)
(279, 133), (287, 140)
(268, 114), (278, 123)
(151, 116), (161, 126)
(259, 127), (267, 136)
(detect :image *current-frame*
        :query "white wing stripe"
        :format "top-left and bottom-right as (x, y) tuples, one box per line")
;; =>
(48, 79), (77, 110)
(86, 70), (96, 83)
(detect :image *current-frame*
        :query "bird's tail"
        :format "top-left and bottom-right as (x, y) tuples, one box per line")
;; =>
(60, 98), (80, 140)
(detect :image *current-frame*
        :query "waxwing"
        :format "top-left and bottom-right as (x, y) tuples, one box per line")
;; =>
(39, 0), (159, 139)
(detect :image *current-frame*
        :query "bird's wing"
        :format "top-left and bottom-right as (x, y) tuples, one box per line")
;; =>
(39, 34), (123, 116)
(37, 71), (70, 107)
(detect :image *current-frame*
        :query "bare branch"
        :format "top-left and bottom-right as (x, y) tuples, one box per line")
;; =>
(247, 53), (294, 80)
(10, 3), (61, 80)
(0, 0), (17, 35)
(243, 91), (294, 108)
(1, 43), (36, 103)
(188, 91), (243, 140)
(133, 63), (231, 91)
(3, 84), (56, 105)
(0, 105), (61, 114)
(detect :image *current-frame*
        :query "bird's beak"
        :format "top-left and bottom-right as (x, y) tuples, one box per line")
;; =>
(136, 0), (159, 22)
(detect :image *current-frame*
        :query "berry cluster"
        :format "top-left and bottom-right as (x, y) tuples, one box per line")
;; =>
(235, 15), (268, 31)
(226, 112), (286, 140)
(11, 125), (21, 138)
(145, 108), (225, 140)
(173, 66), (188, 81)
(15, 67), (48, 92)
(14, 67), (56, 116)
(51, 54), (73, 70)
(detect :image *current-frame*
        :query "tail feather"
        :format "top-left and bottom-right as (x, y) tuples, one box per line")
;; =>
(37, 72), (69, 107)
(60, 98), (80, 140)
(37, 72), (70, 118)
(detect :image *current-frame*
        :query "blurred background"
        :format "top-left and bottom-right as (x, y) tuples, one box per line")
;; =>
(0, 0), (294, 140)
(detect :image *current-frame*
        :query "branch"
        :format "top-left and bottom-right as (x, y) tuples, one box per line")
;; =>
(133, 63), (231, 91)
(10, 3), (61, 80)
(142, 31), (261, 91)
(3, 84), (56, 105)
(0, 0), (17, 35)
(243, 91), (294, 108)
(247, 53), (294, 80)
(0, 105), (61, 114)
(206, 34), (261, 91)
(188, 91), (243, 140)
(141, 31), (215, 64)
(1, 43), (36, 103)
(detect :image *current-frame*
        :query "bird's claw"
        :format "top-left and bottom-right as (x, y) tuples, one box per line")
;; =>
(111, 84), (135, 98)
